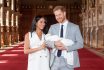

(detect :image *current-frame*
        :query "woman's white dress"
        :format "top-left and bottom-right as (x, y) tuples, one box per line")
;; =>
(27, 32), (50, 70)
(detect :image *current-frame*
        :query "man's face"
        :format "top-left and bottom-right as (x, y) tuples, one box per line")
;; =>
(54, 9), (66, 23)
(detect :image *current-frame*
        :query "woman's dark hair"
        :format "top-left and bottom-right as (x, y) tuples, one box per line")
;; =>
(30, 15), (46, 37)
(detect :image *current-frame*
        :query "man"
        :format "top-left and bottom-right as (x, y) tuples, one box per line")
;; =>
(47, 6), (83, 70)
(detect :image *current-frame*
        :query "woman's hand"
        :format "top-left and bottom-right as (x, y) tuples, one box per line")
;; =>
(40, 42), (46, 49)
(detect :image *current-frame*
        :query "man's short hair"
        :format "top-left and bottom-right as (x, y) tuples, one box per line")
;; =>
(53, 6), (66, 12)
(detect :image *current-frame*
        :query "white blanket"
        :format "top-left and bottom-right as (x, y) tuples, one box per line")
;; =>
(45, 34), (74, 65)
(45, 34), (74, 46)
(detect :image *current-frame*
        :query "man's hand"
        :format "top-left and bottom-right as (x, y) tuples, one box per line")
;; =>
(54, 40), (66, 50)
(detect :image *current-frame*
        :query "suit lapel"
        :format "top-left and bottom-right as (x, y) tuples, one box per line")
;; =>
(55, 24), (60, 36)
(65, 22), (71, 38)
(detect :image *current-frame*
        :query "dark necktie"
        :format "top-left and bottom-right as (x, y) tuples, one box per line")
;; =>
(57, 25), (63, 57)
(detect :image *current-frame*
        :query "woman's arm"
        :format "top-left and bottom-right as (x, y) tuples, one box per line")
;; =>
(24, 32), (45, 54)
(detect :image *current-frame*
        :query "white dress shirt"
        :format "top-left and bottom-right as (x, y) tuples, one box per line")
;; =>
(59, 20), (68, 38)
(54, 20), (74, 65)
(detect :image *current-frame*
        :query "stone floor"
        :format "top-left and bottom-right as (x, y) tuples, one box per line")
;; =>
(0, 42), (24, 53)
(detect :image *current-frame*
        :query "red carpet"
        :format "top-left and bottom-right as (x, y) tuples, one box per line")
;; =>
(75, 49), (104, 70)
(0, 44), (28, 70)
(0, 44), (104, 70)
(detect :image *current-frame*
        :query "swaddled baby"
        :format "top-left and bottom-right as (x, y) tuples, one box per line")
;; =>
(45, 34), (74, 47)
(45, 34), (74, 65)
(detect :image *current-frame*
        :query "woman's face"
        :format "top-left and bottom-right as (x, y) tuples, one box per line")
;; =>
(36, 18), (46, 30)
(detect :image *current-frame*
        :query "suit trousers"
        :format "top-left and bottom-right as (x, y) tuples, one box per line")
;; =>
(51, 56), (74, 70)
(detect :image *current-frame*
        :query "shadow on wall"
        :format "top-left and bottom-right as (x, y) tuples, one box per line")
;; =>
(44, 14), (57, 34)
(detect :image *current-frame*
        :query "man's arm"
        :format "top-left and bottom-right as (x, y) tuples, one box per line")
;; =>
(46, 25), (55, 48)
(66, 26), (84, 52)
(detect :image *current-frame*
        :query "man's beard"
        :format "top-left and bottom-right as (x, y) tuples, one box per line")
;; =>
(59, 18), (65, 23)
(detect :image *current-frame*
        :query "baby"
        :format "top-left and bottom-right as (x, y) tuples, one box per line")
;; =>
(45, 34), (74, 47)
(45, 34), (74, 65)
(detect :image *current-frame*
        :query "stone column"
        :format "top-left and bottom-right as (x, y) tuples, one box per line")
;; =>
(6, 10), (10, 46)
(11, 0), (14, 11)
(14, 14), (16, 43)
(95, 0), (99, 48)
(6, 0), (12, 46)
(16, 15), (19, 42)
(82, 13), (85, 39)
(88, 10), (91, 47)
(101, 0), (104, 49)
(83, 13), (86, 44)
(85, 10), (89, 45)
(0, 6), (1, 48)
(3, 10), (8, 47)
(89, 9), (93, 48)
(1, 4), (4, 48)
(92, 8), (96, 48)
(95, 27), (99, 48)
(102, 25), (104, 52)
(11, 13), (14, 44)
(11, 0), (15, 44)
(9, 13), (12, 46)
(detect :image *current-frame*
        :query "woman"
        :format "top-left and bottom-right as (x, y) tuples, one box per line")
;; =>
(24, 15), (50, 70)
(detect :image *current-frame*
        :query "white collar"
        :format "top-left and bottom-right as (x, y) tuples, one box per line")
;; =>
(60, 20), (68, 26)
